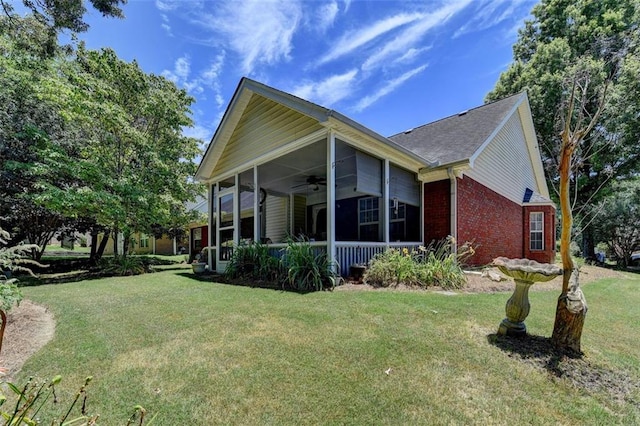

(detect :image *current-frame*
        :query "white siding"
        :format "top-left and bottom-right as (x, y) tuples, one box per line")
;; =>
(213, 94), (324, 177)
(265, 194), (289, 243)
(466, 111), (538, 205)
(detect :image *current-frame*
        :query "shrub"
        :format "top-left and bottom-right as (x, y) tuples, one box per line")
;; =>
(363, 237), (473, 290)
(101, 256), (146, 276)
(280, 238), (338, 292)
(224, 242), (280, 282)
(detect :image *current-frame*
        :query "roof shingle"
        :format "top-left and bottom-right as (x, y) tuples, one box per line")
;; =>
(388, 93), (524, 166)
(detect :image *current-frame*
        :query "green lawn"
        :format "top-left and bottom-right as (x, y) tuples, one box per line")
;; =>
(16, 270), (640, 425)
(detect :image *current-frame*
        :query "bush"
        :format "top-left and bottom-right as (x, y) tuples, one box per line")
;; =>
(224, 242), (280, 282)
(363, 237), (472, 290)
(101, 256), (146, 276)
(280, 238), (338, 292)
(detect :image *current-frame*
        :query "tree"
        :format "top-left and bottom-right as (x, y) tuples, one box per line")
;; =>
(1, 15), (202, 262)
(551, 59), (609, 353)
(487, 0), (640, 259)
(1, 0), (126, 32)
(591, 179), (640, 267)
(487, 0), (640, 353)
(0, 15), (81, 260)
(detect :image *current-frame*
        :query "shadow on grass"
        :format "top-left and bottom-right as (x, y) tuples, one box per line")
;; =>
(175, 272), (334, 294)
(487, 333), (581, 378)
(488, 333), (640, 403)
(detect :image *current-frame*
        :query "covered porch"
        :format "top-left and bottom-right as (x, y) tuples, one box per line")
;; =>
(206, 132), (424, 275)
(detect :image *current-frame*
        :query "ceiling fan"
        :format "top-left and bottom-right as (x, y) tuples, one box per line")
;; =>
(291, 175), (327, 191)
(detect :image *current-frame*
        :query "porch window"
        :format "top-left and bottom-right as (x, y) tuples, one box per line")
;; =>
(389, 200), (406, 241)
(389, 165), (420, 241)
(139, 233), (149, 248)
(358, 197), (380, 241)
(530, 212), (544, 250)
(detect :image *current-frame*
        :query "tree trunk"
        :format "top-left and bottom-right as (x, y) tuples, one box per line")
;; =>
(551, 269), (588, 354)
(552, 127), (588, 354)
(582, 228), (595, 259)
(0, 310), (6, 356)
(90, 229), (110, 265)
(89, 228), (99, 264)
(113, 227), (119, 257)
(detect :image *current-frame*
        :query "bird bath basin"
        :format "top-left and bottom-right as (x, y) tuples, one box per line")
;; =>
(493, 257), (562, 336)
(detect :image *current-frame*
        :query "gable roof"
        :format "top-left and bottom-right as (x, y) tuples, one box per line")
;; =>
(195, 78), (434, 181)
(388, 93), (525, 166)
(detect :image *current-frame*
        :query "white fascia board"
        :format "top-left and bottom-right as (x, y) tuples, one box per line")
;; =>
(517, 98), (551, 199)
(195, 82), (254, 182)
(419, 160), (470, 182)
(468, 93), (526, 168)
(326, 112), (439, 168)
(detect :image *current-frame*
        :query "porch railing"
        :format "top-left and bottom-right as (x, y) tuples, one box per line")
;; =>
(265, 241), (422, 277)
(335, 242), (422, 276)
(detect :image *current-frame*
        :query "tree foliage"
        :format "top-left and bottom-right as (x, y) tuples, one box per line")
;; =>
(591, 179), (640, 267)
(487, 0), (640, 257)
(0, 15), (203, 261)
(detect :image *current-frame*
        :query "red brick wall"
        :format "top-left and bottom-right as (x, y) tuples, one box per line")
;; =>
(423, 180), (451, 244)
(456, 177), (523, 266)
(523, 205), (556, 263)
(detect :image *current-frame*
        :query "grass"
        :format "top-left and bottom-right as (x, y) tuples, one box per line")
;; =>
(15, 270), (640, 425)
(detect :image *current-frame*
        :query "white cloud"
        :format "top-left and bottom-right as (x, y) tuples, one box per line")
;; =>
(316, 1), (339, 33)
(453, 0), (534, 38)
(160, 13), (173, 36)
(292, 69), (358, 106)
(155, 0), (178, 12)
(393, 46), (431, 66)
(201, 51), (227, 109)
(182, 124), (212, 142)
(318, 12), (425, 65)
(354, 64), (427, 112)
(361, 0), (472, 72)
(162, 55), (191, 83)
(196, 0), (302, 74)
(162, 51), (228, 114)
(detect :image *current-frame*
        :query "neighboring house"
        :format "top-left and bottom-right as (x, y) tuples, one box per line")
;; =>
(195, 78), (555, 275)
(100, 232), (185, 256)
(187, 196), (209, 258)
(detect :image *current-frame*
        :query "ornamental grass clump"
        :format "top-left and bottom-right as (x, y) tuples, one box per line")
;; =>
(280, 238), (338, 292)
(363, 237), (474, 290)
(225, 241), (280, 282)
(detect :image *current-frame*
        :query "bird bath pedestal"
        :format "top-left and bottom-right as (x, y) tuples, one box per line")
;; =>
(493, 257), (562, 337)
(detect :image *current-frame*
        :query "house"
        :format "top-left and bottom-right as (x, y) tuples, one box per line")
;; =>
(195, 78), (555, 275)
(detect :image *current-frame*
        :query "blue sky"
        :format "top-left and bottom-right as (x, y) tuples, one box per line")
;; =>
(75, 0), (537, 145)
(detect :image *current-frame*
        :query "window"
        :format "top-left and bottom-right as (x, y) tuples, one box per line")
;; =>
(358, 197), (380, 241)
(530, 212), (544, 250)
(139, 234), (149, 248)
(389, 199), (406, 241)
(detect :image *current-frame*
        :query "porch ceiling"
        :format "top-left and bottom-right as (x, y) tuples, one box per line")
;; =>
(258, 140), (327, 195)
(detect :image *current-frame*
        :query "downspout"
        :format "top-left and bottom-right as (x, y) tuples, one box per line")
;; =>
(447, 167), (458, 257)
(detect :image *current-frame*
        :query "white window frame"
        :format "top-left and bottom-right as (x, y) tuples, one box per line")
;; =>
(139, 233), (149, 249)
(530, 212), (544, 251)
(358, 197), (380, 240)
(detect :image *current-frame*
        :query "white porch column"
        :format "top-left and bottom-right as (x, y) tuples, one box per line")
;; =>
(253, 165), (260, 242)
(327, 131), (336, 269)
(383, 159), (390, 245)
(207, 182), (214, 269)
(234, 174), (240, 246)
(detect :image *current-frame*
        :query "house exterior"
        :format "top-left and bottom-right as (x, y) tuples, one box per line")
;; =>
(195, 78), (555, 275)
